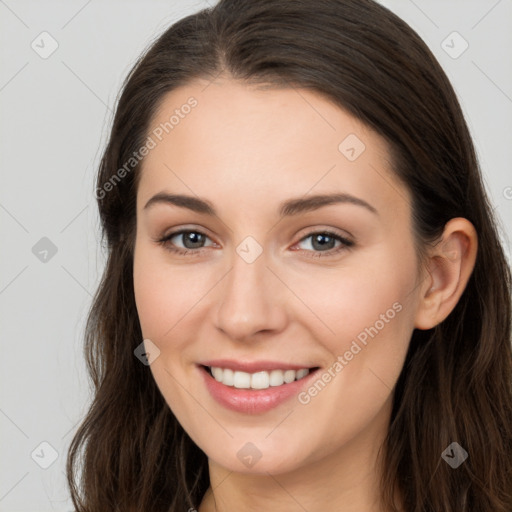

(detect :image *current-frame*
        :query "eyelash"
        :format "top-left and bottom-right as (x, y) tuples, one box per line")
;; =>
(155, 229), (355, 258)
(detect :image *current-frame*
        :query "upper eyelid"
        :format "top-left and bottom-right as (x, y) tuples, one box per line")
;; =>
(163, 228), (215, 244)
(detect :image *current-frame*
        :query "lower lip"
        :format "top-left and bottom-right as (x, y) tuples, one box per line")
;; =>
(199, 365), (319, 414)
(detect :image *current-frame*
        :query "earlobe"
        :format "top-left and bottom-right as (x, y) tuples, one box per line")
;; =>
(414, 218), (478, 330)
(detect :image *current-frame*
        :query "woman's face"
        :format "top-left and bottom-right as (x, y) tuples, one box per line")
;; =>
(133, 78), (426, 475)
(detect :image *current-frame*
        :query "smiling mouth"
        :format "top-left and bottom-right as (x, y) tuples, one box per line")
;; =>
(201, 365), (320, 390)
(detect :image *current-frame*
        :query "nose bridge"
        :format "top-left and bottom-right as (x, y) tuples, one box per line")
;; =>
(215, 236), (285, 340)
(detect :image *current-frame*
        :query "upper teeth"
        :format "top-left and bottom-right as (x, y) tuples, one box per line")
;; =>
(210, 367), (310, 389)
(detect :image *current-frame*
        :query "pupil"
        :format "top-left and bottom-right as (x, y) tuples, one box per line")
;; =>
(184, 232), (204, 248)
(312, 234), (334, 251)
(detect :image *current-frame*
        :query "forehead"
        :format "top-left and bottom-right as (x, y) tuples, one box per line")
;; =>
(137, 78), (410, 221)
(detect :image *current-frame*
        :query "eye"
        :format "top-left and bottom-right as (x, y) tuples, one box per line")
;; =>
(293, 231), (354, 257)
(156, 229), (216, 256)
(155, 228), (354, 258)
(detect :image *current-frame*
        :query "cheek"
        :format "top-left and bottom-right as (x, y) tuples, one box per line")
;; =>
(287, 251), (416, 439)
(292, 247), (418, 409)
(294, 249), (415, 347)
(133, 244), (203, 422)
(133, 242), (175, 342)
(133, 242), (207, 339)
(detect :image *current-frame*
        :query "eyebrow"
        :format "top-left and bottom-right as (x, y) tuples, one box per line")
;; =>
(143, 192), (378, 217)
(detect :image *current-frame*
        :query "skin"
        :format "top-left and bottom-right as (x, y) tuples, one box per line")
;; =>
(132, 77), (477, 512)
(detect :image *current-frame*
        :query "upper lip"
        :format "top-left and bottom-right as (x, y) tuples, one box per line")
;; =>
(199, 359), (318, 373)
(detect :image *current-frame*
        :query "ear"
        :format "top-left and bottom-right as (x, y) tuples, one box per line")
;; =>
(414, 217), (478, 330)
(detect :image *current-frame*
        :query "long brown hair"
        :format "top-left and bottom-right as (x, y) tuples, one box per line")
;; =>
(66, 1), (512, 510)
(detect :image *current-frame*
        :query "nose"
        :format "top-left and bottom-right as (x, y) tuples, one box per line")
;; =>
(214, 245), (288, 341)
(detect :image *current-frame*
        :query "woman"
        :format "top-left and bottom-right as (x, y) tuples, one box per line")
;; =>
(66, 0), (512, 510)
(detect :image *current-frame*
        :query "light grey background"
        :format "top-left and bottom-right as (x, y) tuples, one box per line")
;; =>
(0, 1), (510, 510)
